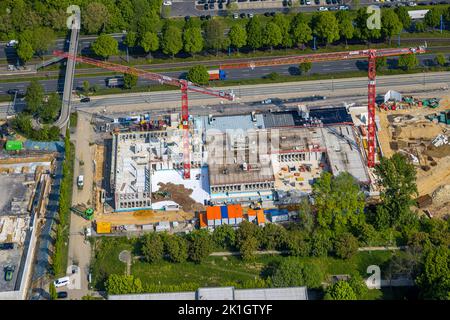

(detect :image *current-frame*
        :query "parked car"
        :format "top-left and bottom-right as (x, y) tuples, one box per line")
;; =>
(319, 6), (328, 11)
(305, 0), (311, 4)
(7, 89), (20, 95)
(264, 12), (271, 16)
(270, 12), (276, 16)
(408, 1), (417, 6)
(261, 99), (272, 104)
(6, 40), (18, 47)
(329, 6), (338, 10)
(54, 276), (70, 288)
(57, 291), (68, 299)
(163, 0), (172, 5)
(204, 3), (209, 9)
(338, 5), (349, 10)
(240, 13), (246, 18)
(247, 13), (254, 18)
(80, 97), (91, 103)
(218, 2), (223, 8)
(4, 266), (15, 281)
(233, 13), (239, 18)
(315, 0), (320, 4)
(209, 3), (214, 9)
(300, 0), (305, 4)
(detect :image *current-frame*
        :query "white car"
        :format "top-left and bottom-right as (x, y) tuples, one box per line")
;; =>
(6, 40), (18, 47)
(306, 0), (311, 4)
(408, 1), (417, 6)
(163, 1), (172, 5)
(54, 276), (70, 288)
(319, 6), (328, 11)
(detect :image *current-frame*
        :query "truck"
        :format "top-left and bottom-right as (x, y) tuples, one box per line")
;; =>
(207, 69), (226, 81)
(106, 77), (124, 87)
(77, 175), (84, 189)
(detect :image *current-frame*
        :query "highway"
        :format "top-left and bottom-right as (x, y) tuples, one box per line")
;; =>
(0, 53), (447, 95)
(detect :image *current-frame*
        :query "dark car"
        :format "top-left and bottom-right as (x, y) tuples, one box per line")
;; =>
(198, 0), (206, 3)
(326, 0), (331, 4)
(240, 13), (246, 18)
(331, 0), (337, 4)
(57, 291), (68, 299)
(0, 243), (14, 250)
(206, 15), (212, 20)
(282, 0), (288, 6)
(218, 2), (223, 8)
(4, 266), (14, 282)
(184, 16), (191, 21)
(204, 3), (208, 9)
(270, 12), (276, 16)
(209, 3), (214, 9)
(315, 0), (320, 4)
(264, 12), (271, 16)
(300, 0), (305, 4)
(7, 89), (20, 95)
(80, 97), (91, 103)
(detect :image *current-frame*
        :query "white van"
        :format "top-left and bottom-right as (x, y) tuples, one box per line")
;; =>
(54, 276), (70, 288)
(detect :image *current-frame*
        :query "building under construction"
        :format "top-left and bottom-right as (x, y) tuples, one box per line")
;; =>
(109, 106), (370, 211)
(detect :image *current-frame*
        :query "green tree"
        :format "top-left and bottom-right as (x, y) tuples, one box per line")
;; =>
(312, 12), (340, 45)
(291, 21), (312, 48)
(260, 223), (287, 250)
(213, 224), (236, 249)
(381, 9), (403, 44)
(91, 34), (119, 59)
(40, 92), (61, 123)
(17, 41), (34, 64)
(354, 8), (382, 43)
(240, 235), (258, 262)
(374, 153), (418, 230)
(415, 246), (450, 300)
(187, 65), (209, 85)
(140, 31), (159, 55)
(298, 198), (314, 233)
(25, 79), (44, 114)
(435, 54), (446, 67)
(395, 6), (412, 30)
(246, 16), (264, 51)
(425, 8), (442, 30)
(83, 2), (110, 34)
(205, 19), (229, 55)
(310, 230), (332, 257)
(336, 11), (354, 47)
(273, 13), (292, 48)
(183, 27), (204, 56)
(263, 22), (282, 52)
(105, 274), (143, 295)
(348, 274), (368, 298)
(30, 27), (56, 56)
(164, 234), (188, 263)
(415, 21), (426, 32)
(82, 80), (90, 93)
(187, 229), (213, 264)
(375, 56), (387, 72)
(287, 230), (311, 257)
(271, 259), (323, 288)
(142, 233), (164, 263)
(313, 172), (365, 232)
(49, 283), (57, 300)
(333, 232), (359, 259)
(124, 31), (137, 48)
(229, 24), (247, 53)
(161, 25), (183, 58)
(299, 62), (312, 75)
(324, 280), (357, 300)
(123, 73), (138, 89)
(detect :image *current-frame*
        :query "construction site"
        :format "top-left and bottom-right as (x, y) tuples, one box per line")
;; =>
(0, 146), (56, 299)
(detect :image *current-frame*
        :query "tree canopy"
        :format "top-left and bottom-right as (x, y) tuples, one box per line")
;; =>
(187, 65), (209, 85)
(91, 34), (119, 59)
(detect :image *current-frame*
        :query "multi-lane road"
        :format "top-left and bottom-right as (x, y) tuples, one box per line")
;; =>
(0, 53), (447, 95)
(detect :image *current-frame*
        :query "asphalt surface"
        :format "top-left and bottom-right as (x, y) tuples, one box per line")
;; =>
(67, 71), (450, 109)
(0, 53), (447, 95)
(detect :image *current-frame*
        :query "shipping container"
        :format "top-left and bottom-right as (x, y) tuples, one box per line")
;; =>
(207, 69), (226, 81)
(142, 224), (154, 231)
(96, 222), (111, 234)
(256, 210), (265, 226)
(199, 213), (208, 228)
(5, 140), (23, 151)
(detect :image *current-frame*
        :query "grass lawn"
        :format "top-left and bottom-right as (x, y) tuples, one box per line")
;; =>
(91, 237), (407, 299)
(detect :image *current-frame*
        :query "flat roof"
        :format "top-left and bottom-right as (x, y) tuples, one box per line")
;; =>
(209, 161), (275, 186)
(203, 114), (265, 132)
(321, 125), (370, 184)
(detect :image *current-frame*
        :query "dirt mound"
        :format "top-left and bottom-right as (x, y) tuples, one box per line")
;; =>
(432, 184), (450, 206)
(157, 182), (204, 212)
(396, 122), (442, 141)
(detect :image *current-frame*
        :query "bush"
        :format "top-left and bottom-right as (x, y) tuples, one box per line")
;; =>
(333, 232), (359, 259)
(105, 274), (143, 295)
(187, 65), (210, 85)
(271, 258), (323, 289)
(310, 231), (332, 257)
(213, 224), (236, 250)
(142, 233), (164, 263)
(287, 230), (311, 257)
(324, 280), (357, 300)
(164, 234), (188, 263)
(187, 229), (213, 264)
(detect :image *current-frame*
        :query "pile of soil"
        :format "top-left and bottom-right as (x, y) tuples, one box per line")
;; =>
(157, 182), (204, 212)
(432, 184), (450, 206)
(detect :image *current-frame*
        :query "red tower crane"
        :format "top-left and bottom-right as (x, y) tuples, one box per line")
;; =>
(219, 46), (426, 168)
(53, 50), (236, 179)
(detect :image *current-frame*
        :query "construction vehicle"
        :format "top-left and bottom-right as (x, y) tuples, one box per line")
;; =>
(421, 98), (440, 108)
(153, 190), (171, 200)
(71, 205), (94, 220)
(53, 50), (235, 180)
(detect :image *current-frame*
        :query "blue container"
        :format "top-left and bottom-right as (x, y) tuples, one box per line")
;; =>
(220, 206), (228, 219)
(219, 70), (227, 80)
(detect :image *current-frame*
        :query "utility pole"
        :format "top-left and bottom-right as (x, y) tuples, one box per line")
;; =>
(313, 37), (317, 51)
(440, 15), (444, 34)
